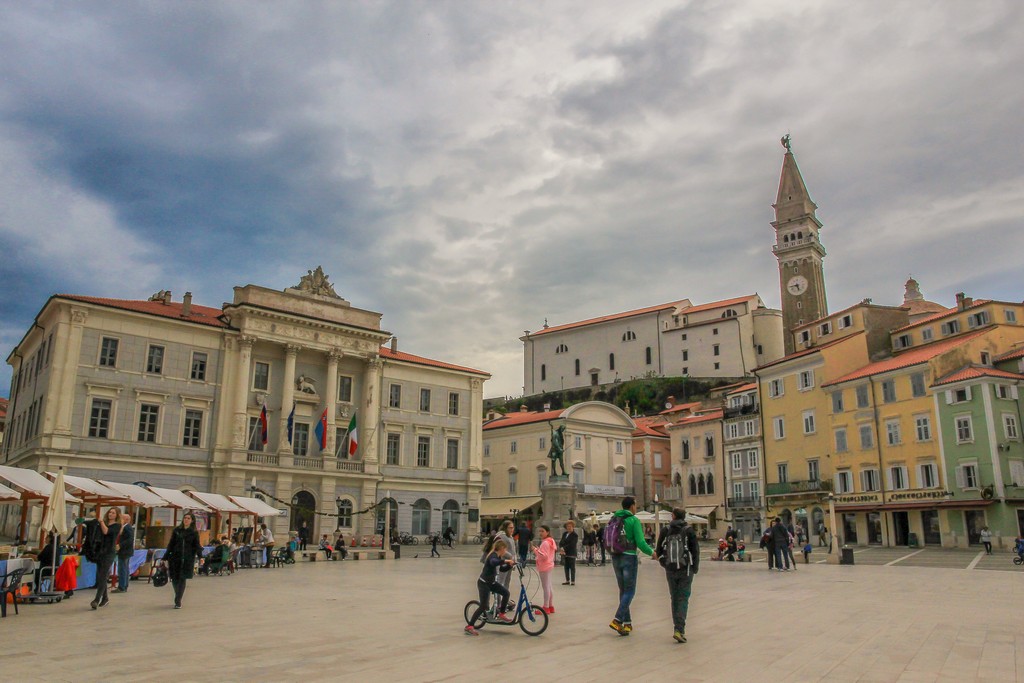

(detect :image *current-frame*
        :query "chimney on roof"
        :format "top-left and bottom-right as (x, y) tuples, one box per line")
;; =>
(163, 290), (172, 305)
(486, 410), (497, 421)
(390, 336), (398, 353)
(955, 292), (973, 311)
(181, 291), (192, 317)
(519, 405), (528, 413)
(543, 403), (551, 411)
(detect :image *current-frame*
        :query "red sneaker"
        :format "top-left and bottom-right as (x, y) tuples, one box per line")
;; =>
(546, 606), (555, 614)
(495, 613), (514, 623)
(464, 625), (479, 635)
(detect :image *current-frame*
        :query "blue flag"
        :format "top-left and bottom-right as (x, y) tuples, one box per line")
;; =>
(286, 403), (295, 445)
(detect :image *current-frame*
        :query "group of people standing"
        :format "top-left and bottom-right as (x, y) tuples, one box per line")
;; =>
(759, 517), (799, 571)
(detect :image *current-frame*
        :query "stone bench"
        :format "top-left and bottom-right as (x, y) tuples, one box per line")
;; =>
(350, 549), (388, 560)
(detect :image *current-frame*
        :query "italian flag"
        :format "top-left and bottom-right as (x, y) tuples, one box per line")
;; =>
(347, 412), (358, 457)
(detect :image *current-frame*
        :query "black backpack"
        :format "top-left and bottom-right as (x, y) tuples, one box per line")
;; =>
(662, 526), (693, 570)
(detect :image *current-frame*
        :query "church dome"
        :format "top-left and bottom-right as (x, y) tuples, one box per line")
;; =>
(902, 277), (946, 323)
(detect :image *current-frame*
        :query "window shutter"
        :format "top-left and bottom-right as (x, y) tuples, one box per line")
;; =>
(955, 466), (965, 489)
(1013, 386), (1019, 400)
(964, 386), (972, 401)
(917, 465), (925, 487)
(833, 473), (841, 492)
(886, 468), (894, 490)
(945, 390), (953, 404)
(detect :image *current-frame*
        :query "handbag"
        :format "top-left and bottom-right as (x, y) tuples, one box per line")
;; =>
(152, 564), (169, 587)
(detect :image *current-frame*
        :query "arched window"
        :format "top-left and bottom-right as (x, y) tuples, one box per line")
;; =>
(609, 353), (615, 370)
(721, 309), (736, 318)
(336, 499), (354, 528)
(412, 498), (432, 535)
(441, 500), (460, 536)
(697, 474), (706, 495)
(689, 474), (697, 496)
(783, 234), (790, 243)
(681, 440), (690, 461)
(622, 330), (637, 342)
(555, 343), (568, 354)
(706, 473), (715, 494)
(375, 497), (398, 536)
(705, 436), (714, 458)
(541, 364), (546, 381)
(797, 231), (803, 239)
(574, 359), (580, 376)
(573, 463), (585, 486)
(645, 346), (652, 365)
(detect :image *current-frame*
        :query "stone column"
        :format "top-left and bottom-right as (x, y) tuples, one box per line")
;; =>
(232, 336), (255, 449)
(324, 350), (342, 457)
(278, 344), (299, 454)
(361, 357), (383, 464)
(50, 307), (89, 445)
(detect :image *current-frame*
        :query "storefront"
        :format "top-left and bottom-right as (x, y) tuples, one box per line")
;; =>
(831, 490), (996, 548)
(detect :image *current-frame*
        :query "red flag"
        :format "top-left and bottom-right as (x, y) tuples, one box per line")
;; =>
(258, 405), (269, 445)
(314, 407), (328, 450)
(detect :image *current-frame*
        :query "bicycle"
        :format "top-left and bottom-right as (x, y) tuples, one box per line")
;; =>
(464, 563), (548, 636)
(1014, 554), (1023, 566)
(471, 533), (487, 545)
(398, 532), (419, 546)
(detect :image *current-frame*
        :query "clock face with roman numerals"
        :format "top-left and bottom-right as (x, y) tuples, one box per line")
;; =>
(787, 275), (808, 296)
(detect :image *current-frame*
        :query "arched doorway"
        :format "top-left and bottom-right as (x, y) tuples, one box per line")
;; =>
(441, 500), (460, 537)
(291, 491), (316, 537)
(375, 497), (398, 536)
(411, 499), (431, 536)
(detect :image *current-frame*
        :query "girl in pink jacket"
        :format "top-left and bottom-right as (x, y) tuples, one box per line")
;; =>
(533, 524), (557, 614)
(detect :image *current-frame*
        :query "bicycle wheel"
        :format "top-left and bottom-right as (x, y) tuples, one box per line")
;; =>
(518, 605), (548, 636)
(411, 537), (419, 545)
(1014, 556), (1023, 566)
(464, 601), (487, 628)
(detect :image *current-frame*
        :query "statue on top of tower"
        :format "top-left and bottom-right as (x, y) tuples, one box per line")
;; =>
(781, 133), (792, 152)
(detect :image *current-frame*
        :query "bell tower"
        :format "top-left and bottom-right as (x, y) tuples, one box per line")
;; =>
(772, 135), (827, 355)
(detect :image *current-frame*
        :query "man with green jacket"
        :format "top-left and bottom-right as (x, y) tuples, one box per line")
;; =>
(608, 496), (654, 635)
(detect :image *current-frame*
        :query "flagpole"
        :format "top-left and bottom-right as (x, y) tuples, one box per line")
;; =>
(246, 405), (265, 450)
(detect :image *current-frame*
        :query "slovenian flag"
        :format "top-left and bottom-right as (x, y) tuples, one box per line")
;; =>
(347, 412), (358, 457)
(286, 403), (295, 445)
(258, 405), (269, 446)
(314, 407), (328, 451)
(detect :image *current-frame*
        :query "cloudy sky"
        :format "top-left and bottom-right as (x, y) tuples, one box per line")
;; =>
(1, 1), (1022, 399)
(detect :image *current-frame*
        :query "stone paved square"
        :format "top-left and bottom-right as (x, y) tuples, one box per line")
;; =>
(4, 547), (1023, 682)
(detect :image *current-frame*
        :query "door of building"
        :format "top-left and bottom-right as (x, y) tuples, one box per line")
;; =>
(841, 513), (858, 545)
(920, 510), (941, 545)
(892, 511), (910, 545)
(291, 491), (316, 538)
(964, 510), (985, 545)
(867, 512), (883, 544)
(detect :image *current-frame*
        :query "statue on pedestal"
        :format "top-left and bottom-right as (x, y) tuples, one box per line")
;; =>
(548, 424), (567, 478)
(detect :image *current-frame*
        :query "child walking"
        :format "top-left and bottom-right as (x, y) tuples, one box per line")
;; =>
(533, 525), (557, 614)
(465, 540), (515, 635)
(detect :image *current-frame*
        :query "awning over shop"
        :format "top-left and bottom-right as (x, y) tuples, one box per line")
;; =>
(837, 499), (996, 513)
(684, 505), (718, 518)
(49, 473), (125, 501)
(99, 480), (171, 508)
(187, 491), (246, 513)
(479, 496), (542, 517)
(0, 465), (81, 502)
(147, 486), (212, 511)
(0, 482), (20, 500)
(230, 495), (285, 517)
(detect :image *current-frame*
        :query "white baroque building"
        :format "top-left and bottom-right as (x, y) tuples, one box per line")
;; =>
(521, 294), (783, 395)
(2, 270), (488, 542)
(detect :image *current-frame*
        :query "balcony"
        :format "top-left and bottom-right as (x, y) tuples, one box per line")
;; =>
(293, 456), (324, 470)
(663, 486), (684, 501)
(246, 452), (279, 466)
(724, 403), (759, 419)
(727, 496), (762, 509)
(766, 479), (833, 496)
(336, 459), (365, 473)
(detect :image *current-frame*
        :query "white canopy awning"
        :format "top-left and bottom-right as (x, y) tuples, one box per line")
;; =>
(99, 480), (171, 508)
(0, 465), (81, 502)
(479, 496), (542, 518)
(187, 491), (246, 513)
(230, 495), (285, 517)
(147, 486), (212, 511)
(48, 473), (125, 500)
(0, 482), (20, 500)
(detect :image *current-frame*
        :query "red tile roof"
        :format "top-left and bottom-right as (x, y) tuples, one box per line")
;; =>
(526, 300), (689, 337)
(483, 409), (565, 430)
(753, 332), (864, 373)
(676, 294), (759, 316)
(378, 347), (489, 377)
(725, 382), (758, 395)
(823, 328), (990, 387)
(632, 416), (670, 438)
(668, 409), (724, 428)
(995, 346), (1024, 363)
(659, 401), (703, 415)
(932, 365), (1024, 387)
(58, 294), (228, 328)
(891, 299), (991, 333)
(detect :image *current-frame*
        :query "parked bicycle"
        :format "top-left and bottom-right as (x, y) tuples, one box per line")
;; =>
(398, 532), (419, 545)
(464, 563), (548, 636)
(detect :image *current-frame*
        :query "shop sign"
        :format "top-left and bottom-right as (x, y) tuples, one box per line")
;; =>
(582, 484), (625, 496)
(886, 489), (953, 503)
(834, 493), (880, 505)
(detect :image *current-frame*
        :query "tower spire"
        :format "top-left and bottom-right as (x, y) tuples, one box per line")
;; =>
(773, 136), (818, 224)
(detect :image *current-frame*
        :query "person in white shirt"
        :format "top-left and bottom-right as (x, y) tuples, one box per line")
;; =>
(261, 523), (276, 567)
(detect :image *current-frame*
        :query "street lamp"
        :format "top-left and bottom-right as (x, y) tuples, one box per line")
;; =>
(827, 492), (839, 564)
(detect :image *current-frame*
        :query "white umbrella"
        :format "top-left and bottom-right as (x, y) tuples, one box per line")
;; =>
(40, 468), (69, 593)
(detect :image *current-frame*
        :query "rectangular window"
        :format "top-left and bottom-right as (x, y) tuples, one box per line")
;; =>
(336, 427), (348, 458)
(958, 463), (978, 489)
(859, 424), (874, 449)
(338, 376), (353, 403)
(293, 423), (310, 456)
(573, 468), (585, 486)
(446, 439), (459, 469)
(253, 362), (270, 391)
(483, 443), (491, 458)
(835, 428), (848, 453)
(733, 482), (743, 498)
(137, 403), (159, 443)
(448, 392), (460, 416)
(839, 314), (853, 329)
(747, 450), (758, 469)
(889, 466), (908, 490)
(996, 385), (1015, 400)
(921, 327), (934, 341)
(538, 469), (547, 491)
(941, 320), (961, 336)
(508, 471), (517, 495)
(99, 337), (119, 367)
(682, 350), (689, 361)
(417, 436), (431, 467)
(419, 388), (431, 412)
(861, 469), (879, 492)
(510, 440), (518, 454)
(1006, 309), (1018, 323)
(88, 399), (112, 438)
(749, 481), (760, 500)
(482, 474), (490, 496)
(182, 409), (202, 447)
(190, 352), (208, 381)
(769, 379), (784, 398)
(714, 362), (720, 370)
(819, 322), (832, 336)
(967, 311), (989, 328)
(614, 471), (625, 488)
(1004, 414), (1019, 440)
(146, 345), (165, 374)
(386, 433), (401, 465)
(713, 344), (720, 356)
(654, 452), (663, 469)
(389, 384), (402, 408)
(538, 436), (546, 451)
(574, 435), (582, 449)
(856, 385), (870, 408)
(894, 334), (912, 349)
(777, 463), (788, 484)
(802, 410), (816, 435)
(773, 416), (785, 440)
(832, 391), (844, 413)
(915, 415), (932, 441)
(910, 373), (926, 398)
(728, 423), (739, 439)
(882, 380), (897, 403)
(808, 459), (820, 481)
(248, 417), (264, 452)
(731, 452), (742, 470)
(836, 470), (852, 494)
(798, 370), (814, 390)
(886, 419), (902, 446)
(919, 463), (938, 489)
(615, 440), (624, 454)
(745, 419), (756, 436)
(955, 416), (973, 443)
(1008, 460), (1024, 486)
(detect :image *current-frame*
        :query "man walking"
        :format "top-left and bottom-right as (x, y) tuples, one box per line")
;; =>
(114, 513), (134, 593)
(607, 497), (655, 636)
(655, 508), (700, 643)
(771, 518), (791, 571)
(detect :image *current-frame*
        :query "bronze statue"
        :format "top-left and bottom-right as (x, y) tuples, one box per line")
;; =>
(548, 424), (567, 477)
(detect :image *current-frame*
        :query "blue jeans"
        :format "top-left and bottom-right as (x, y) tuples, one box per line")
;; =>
(612, 553), (638, 624)
(117, 555), (131, 591)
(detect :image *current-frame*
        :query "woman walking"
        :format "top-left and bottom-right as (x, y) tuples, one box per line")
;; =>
(164, 511), (202, 609)
(91, 507), (122, 610)
(533, 525), (557, 614)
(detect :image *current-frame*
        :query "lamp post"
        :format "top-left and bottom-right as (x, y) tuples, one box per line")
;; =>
(827, 492), (839, 564)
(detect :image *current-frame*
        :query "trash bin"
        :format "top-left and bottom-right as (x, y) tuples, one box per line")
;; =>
(840, 546), (854, 565)
(390, 543), (400, 559)
(908, 533), (919, 548)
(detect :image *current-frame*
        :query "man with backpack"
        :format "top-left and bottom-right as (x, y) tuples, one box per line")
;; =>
(605, 496), (655, 636)
(655, 508), (701, 643)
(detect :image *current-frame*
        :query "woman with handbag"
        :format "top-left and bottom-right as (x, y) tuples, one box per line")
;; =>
(163, 512), (202, 609)
(91, 507), (122, 610)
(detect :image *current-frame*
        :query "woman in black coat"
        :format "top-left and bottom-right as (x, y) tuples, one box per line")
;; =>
(91, 507), (122, 610)
(163, 511), (202, 609)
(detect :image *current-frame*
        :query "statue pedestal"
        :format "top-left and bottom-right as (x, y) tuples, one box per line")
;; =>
(541, 477), (577, 532)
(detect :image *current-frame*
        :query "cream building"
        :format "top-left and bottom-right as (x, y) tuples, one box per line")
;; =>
(521, 294), (783, 395)
(668, 408), (726, 536)
(1, 270), (488, 542)
(722, 383), (763, 542)
(480, 402), (635, 527)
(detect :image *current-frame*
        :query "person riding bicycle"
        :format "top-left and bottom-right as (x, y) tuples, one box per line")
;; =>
(465, 539), (515, 635)
(1015, 535), (1024, 561)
